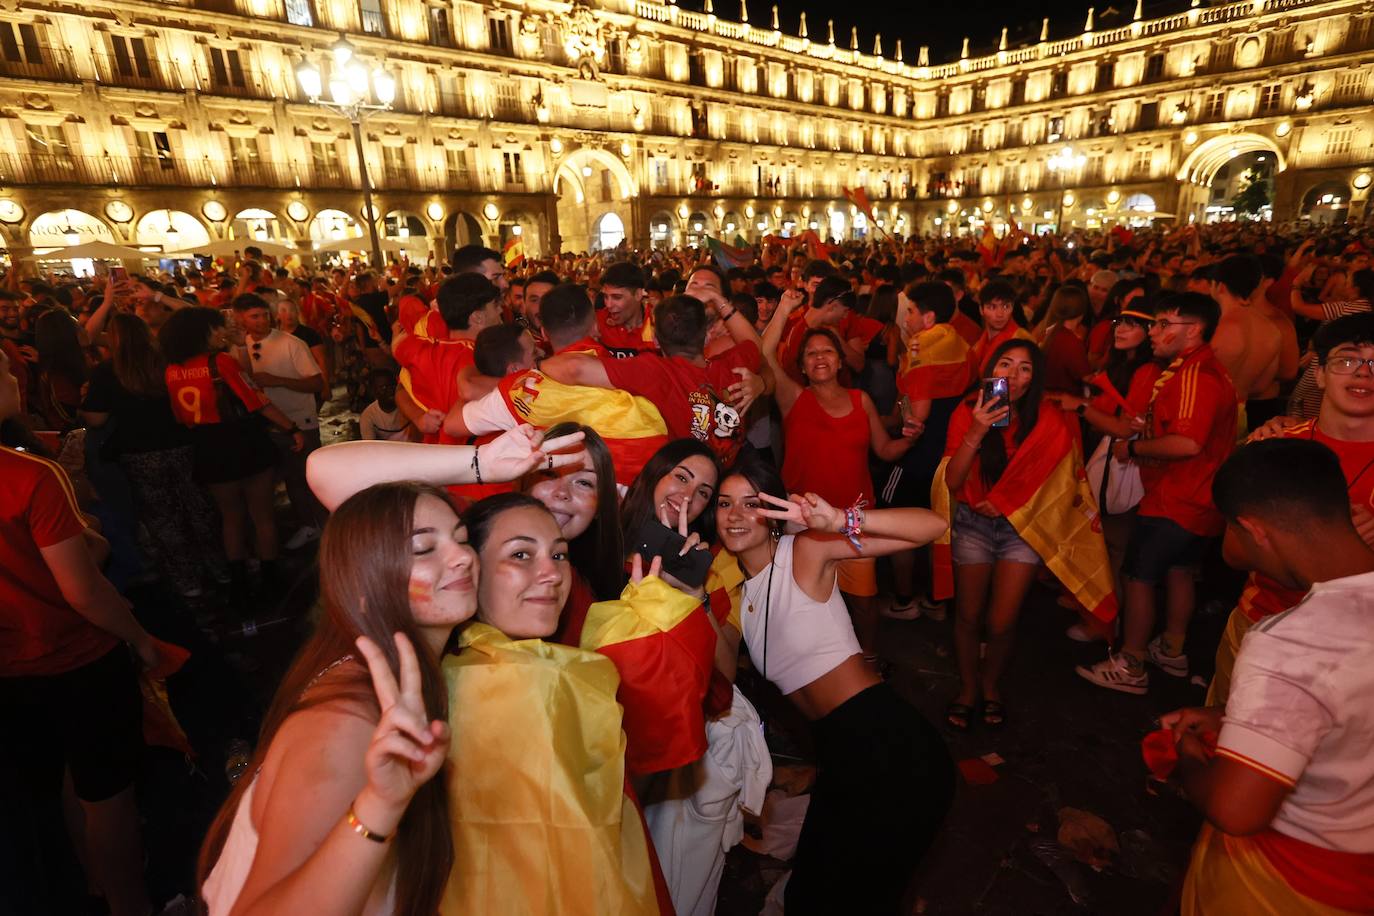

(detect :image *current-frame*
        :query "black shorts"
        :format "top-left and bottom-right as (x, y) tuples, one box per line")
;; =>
(192, 417), (277, 485)
(876, 396), (961, 509)
(1122, 514), (1210, 585)
(0, 647), (143, 802)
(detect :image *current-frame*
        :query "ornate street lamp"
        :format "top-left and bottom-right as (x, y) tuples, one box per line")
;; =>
(295, 36), (396, 268)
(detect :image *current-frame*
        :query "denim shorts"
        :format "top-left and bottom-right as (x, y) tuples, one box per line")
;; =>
(951, 503), (1042, 567)
(1122, 514), (1209, 584)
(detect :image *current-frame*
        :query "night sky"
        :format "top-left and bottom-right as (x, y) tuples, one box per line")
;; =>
(678, 0), (1205, 66)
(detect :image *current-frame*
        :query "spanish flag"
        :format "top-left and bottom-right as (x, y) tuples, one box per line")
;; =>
(842, 186), (876, 224)
(931, 405), (1118, 622)
(900, 323), (972, 401)
(705, 235), (753, 272)
(502, 235), (524, 268)
(500, 371), (670, 486)
(441, 624), (665, 915)
(580, 576), (715, 776)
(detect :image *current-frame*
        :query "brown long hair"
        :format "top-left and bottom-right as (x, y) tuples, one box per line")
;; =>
(197, 482), (455, 915)
(108, 313), (165, 397)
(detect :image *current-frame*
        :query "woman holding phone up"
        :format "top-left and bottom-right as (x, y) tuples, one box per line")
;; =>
(941, 340), (1053, 731)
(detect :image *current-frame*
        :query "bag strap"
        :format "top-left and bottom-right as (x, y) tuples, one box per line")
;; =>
(1098, 437), (1115, 515)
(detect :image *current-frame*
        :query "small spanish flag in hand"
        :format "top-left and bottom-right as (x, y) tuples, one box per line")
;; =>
(502, 235), (524, 268)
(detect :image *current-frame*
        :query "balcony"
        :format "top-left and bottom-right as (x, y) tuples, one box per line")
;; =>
(0, 45), (78, 82)
(91, 52), (187, 93)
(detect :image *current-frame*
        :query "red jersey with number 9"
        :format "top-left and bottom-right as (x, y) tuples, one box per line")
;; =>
(165, 353), (268, 426)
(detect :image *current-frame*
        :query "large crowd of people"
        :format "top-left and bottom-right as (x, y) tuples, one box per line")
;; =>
(3, 219), (1373, 915)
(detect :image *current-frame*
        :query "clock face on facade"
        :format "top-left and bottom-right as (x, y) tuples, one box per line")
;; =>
(286, 200), (309, 222)
(104, 200), (133, 223)
(201, 200), (227, 223)
(0, 198), (24, 223)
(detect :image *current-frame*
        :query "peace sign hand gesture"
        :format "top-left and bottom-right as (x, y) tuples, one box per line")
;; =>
(755, 491), (845, 534)
(354, 633), (449, 822)
(476, 425), (587, 484)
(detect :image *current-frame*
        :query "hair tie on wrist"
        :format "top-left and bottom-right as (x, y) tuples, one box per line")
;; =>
(471, 447), (483, 484)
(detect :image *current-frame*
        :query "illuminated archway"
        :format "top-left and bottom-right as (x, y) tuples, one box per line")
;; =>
(134, 210), (210, 252)
(1176, 133), (1286, 186)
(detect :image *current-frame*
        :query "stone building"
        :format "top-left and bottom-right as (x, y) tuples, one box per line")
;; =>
(0, 0), (1369, 268)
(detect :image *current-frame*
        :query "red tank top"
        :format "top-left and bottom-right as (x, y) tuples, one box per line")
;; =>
(783, 387), (873, 507)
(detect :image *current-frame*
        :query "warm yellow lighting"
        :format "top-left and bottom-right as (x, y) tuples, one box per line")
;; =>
(982, 199), (994, 213)
(200, 200), (226, 223)
(483, 202), (499, 220)
(678, 204), (690, 220)
(1062, 191), (1076, 208)
(1355, 172), (1373, 191)
(550, 138), (563, 155)
(1107, 189), (1120, 205)
(947, 200), (959, 214)
(1275, 121), (1292, 137)
(425, 202), (444, 221)
(1184, 130), (1198, 146)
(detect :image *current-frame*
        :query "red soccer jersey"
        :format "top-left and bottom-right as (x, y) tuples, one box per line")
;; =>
(1042, 325), (1092, 394)
(0, 447), (118, 676)
(1137, 345), (1238, 536)
(1237, 422), (1374, 622)
(602, 341), (761, 464)
(396, 294), (430, 336)
(393, 334), (475, 443)
(597, 309), (658, 358)
(165, 353), (269, 427)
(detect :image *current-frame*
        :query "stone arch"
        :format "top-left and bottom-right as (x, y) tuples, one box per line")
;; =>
(1176, 133), (1286, 186)
(554, 147), (635, 201)
(230, 208), (285, 242)
(29, 208), (116, 252)
(134, 209), (211, 251)
(443, 211), (485, 248)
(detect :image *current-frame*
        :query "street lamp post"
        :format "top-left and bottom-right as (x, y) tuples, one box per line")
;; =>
(1046, 145), (1085, 234)
(295, 37), (396, 269)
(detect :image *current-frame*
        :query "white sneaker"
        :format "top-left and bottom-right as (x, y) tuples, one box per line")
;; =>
(881, 597), (921, 621)
(1146, 635), (1189, 678)
(1076, 652), (1149, 695)
(284, 525), (322, 550)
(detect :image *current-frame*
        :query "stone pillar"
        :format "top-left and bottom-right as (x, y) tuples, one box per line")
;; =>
(544, 193), (562, 256)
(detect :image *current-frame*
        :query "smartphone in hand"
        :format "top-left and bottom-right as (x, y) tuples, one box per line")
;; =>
(629, 519), (712, 591)
(982, 377), (1011, 428)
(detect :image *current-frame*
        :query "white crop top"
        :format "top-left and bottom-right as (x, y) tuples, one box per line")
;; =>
(739, 535), (863, 695)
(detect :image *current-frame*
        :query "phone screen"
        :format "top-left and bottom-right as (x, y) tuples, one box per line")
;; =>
(982, 377), (1011, 428)
(110, 266), (128, 283)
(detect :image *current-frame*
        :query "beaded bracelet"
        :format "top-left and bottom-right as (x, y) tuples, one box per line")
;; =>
(347, 804), (391, 843)
(841, 498), (868, 552)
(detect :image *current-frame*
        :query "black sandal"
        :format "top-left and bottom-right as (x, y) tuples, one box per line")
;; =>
(982, 700), (1007, 729)
(946, 702), (975, 732)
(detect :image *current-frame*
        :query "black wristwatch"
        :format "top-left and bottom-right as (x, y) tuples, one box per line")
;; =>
(1126, 440), (1138, 458)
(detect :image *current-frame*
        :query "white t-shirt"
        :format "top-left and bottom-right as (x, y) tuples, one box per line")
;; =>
(242, 329), (321, 430)
(359, 400), (412, 441)
(1217, 569), (1374, 853)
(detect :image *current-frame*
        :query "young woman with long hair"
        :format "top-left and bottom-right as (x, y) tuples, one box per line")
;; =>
(158, 307), (303, 601)
(618, 437), (722, 546)
(439, 491), (679, 914)
(199, 433), (576, 915)
(942, 340), (1058, 730)
(1086, 277), (1148, 369)
(1034, 284), (1092, 394)
(80, 313), (219, 599)
(33, 307), (93, 431)
(715, 455), (953, 916)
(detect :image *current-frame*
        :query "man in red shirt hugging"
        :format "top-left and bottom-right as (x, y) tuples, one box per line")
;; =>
(392, 274), (502, 443)
(540, 278), (765, 466)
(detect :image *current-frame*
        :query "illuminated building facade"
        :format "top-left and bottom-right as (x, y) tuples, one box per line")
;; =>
(0, 0), (1369, 266)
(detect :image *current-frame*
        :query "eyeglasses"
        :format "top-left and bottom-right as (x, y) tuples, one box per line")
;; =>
(1152, 318), (1200, 330)
(1325, 356), (1374, 375)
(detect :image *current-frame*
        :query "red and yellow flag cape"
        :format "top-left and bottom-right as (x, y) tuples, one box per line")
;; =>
(442, 624), (665, 915)
(931, 406), (1118, 623)
(580, 577), (715, 776)
(500, 371), (670, 487)
(899, 323), (972, 402)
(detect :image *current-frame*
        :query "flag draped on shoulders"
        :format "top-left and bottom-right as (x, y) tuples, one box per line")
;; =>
(580, 576), (715, 776)
(900, 324), (972, 401)
(441, 623), (666, 915)
(931, 406), (1118, 623)
(499, 370), (670, 486)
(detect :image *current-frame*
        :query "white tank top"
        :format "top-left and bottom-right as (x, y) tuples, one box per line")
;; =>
(739, 535), (863, 695)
